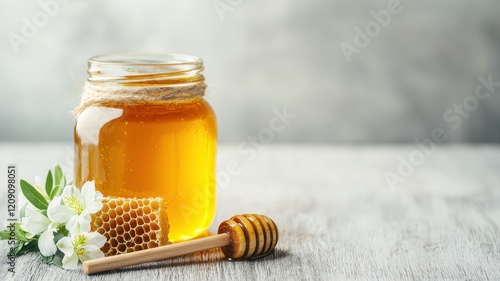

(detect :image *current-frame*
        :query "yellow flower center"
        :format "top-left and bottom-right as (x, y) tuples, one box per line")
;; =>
(73, 234), (87, 256)
(64, 195), (83, 214)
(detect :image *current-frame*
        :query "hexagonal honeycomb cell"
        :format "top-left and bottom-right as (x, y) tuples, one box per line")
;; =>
(91, 197), (169, 256)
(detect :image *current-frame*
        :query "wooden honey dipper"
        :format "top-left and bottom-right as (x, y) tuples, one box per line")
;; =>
(83, 214), (279, 274)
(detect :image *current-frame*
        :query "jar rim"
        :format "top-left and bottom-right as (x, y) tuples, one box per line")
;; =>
(87, 53), (204, 83)
(89, 53), (202, 66)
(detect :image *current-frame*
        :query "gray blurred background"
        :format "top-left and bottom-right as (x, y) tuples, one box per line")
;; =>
(1, 0), (499, 143)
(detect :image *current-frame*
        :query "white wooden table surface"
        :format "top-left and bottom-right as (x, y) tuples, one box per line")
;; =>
(1, 144), (499, 280)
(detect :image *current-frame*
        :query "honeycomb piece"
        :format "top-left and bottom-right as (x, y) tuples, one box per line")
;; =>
(91, 197), (169, 256)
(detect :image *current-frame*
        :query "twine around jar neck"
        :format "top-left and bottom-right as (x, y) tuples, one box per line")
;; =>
(73, 82), (206, 116)
(73, 53), (206, 116)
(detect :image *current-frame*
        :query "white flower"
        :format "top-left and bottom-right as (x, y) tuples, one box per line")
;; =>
(20, 199), (62, 256)
(48, 181), (103, 233)
(56, 227), (106, 270)
(34, 176), (50, 201)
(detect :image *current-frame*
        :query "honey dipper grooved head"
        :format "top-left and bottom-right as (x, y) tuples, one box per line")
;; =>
(217, 214), (278, 260)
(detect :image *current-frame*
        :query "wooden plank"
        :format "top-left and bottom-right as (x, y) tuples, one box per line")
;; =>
(0, 144), (499, 280)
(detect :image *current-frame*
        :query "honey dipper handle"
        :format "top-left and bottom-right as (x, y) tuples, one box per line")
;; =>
(83, 233), (231, 274)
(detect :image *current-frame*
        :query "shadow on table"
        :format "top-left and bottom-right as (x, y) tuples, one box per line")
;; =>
(98, 248), (292, 275)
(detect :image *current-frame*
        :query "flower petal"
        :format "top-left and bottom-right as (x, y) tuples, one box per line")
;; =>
(66, 214), (91, 234)
(62, 253), (79, 270)
(23, 231), (36, 239)
(65, 216), (79, 234)
(95, 190), (103, 200)
(48, 195), (61, 206)
(26, 207), (50, 223)
(38, 229), (57, 256)
(79, 245), (104, 262)
(61, 185), (75, 198)
(47, 222), (59, 233)
(47, 196), (62, 221)
(86, 232), (107, 248)
(49, 205), (76, 223)
(22, 208), (50, 235)
(81, 181), (96, 205)
(84, 201), (103, 215)
(70, 186), (83, 203)
(56, 237), (74, 257)
(77, 214), (92, 232)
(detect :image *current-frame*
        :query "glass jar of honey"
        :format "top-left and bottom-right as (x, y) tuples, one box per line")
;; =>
(74, 53), (217, 242)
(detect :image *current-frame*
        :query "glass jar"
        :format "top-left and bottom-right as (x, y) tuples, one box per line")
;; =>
(74, 53), (217, 242)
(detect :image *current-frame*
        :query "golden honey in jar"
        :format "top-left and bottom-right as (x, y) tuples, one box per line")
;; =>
(74, 53), (216, 242)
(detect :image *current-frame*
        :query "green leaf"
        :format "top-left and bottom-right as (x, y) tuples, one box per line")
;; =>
(0, 229), (10, 240)
(61, 175), (66, 189)
(53, 232), (65, 243)
(0, 223), (30, 242)
(57, 185), (64, 196)
(50, 185), (61, 199)
(14, 223), (30, 242)
(45, 170), (53, 197)
(20, 180), (48, 210)
(15, 240), (38, 256)
(58, 228), (69, 237)
(40, 250), (64, 268)
(54, 165), (63, 187)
